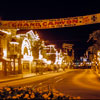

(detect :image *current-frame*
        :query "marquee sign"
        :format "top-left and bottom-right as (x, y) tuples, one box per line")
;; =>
(0, 13), (100, 29)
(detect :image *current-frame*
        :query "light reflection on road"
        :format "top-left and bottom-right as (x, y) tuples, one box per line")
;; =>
(73, 69), (100, 90)
(1, 69), (100, 99)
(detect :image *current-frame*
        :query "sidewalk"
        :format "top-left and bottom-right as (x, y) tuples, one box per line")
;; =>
(0, 73), (37, 83)
(0, 70), (68, 83)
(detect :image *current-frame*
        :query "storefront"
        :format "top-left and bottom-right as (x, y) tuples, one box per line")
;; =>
(0, 29), (39, 77)
(21, 37), (33, 73)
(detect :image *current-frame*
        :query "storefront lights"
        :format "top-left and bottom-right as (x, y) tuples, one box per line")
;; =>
(97, 51), (100, 57)
(21, 38), (33, 61)
(22, 53), (33, 61)
(10, 38), (19, 45)
(0, 29), (11, 35)
(26, 30), (40, 41)
(3, 50), (7, 57)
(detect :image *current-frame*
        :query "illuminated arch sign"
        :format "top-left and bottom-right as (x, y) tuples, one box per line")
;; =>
(21, 38), (33, 61)
(26, 30), (40, 41)
(0, 13), (100, 29)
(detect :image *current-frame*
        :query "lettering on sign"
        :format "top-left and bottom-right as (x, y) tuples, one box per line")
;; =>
(0, 13), (100, 29)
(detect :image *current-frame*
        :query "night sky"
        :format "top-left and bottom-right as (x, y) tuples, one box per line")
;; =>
(0, 2), (100, 59)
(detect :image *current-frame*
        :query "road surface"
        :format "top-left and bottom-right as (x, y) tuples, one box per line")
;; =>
(0, 69), (100, 99)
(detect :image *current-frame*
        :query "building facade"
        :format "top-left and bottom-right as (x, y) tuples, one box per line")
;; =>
(0, 29), (40, 76)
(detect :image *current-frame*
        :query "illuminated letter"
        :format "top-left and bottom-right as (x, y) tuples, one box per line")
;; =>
(30, 23), (35, 26)
(61, 21), (65, 24)
(12, 23), (17, 27)
(17, 23), (23, 27)
(72, 19), (78, 23)
(23, 23), (29, 27)
(35, 23), (41, 26)
(42, 22), (47, 26)
(66, 20), (71, 24)
(55, 21), (61, 25)
(83, 17), (90, 23)
(48, 22), (54, 25)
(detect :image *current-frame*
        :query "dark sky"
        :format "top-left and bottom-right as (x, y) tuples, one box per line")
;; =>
(0, 2), (100, 59)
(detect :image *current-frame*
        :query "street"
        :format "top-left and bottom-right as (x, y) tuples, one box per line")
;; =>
(0, 69), (100, 99)
(54, 69), (100, 99)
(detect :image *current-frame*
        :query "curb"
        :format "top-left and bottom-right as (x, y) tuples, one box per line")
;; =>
(0, 71), (60, 83)
(0, 70), (72, 83)
(0, 75), (36, 83)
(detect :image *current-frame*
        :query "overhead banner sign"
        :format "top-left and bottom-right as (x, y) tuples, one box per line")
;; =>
(0, 13), (100, 29)
(62, 43), (74, 49)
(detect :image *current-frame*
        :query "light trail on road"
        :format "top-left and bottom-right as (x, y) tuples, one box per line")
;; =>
(55, 78), (64, 83)
(0, 70), (72, 87)
(73, 69), (100, 90)
(54, 69), (100, 99)
(1, 69), (100, 99)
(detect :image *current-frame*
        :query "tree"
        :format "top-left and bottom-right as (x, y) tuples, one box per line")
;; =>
(32, 40), (43, 59)
(87, 30), (100, 55)
(88, 30), (100, 44)
(87, 30), (100, 72)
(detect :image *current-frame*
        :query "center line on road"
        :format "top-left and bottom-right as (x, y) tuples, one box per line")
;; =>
(56, 78), (63, 83)
(39, 83), (42, 85)
(54, 77), (61, 79)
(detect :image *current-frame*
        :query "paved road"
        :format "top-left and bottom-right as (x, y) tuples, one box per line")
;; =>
(35, 69), (100, 99)
(1, 69), (100, 99)
(53, 69), (100, 99)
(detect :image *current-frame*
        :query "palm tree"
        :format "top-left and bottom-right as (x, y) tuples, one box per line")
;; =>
(88, 30), (100, 43)
(87, 30), (100, 55)
(87, 30), (100, 72)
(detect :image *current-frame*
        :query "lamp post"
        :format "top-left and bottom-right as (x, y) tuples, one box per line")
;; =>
(10, 38), (19, 74)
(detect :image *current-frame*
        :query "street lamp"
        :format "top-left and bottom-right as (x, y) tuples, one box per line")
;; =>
(10, 38), (19, 74)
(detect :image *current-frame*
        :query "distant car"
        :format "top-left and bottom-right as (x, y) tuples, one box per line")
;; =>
(73, 65), (91, 69)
